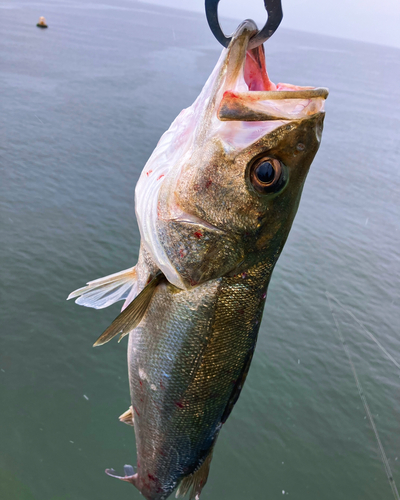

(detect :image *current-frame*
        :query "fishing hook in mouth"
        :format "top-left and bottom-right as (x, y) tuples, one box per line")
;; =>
(205, 0), (283, 49)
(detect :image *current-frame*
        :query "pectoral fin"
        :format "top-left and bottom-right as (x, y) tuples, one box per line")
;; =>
(67, 266), (138, 310)
(93, 273), (165, 347)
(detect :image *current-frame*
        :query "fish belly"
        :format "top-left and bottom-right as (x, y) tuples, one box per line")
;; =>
(127, 273), (266, 500)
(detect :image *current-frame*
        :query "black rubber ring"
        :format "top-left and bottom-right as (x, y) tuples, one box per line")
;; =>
(205, 0), (283, 49)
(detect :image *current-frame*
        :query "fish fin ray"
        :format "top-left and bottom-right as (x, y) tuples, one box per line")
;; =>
(175, 448), (214, 500)
(105, 465), (137, 485)
(93, 273), (165, 346)
(67, 267), (138, 310)
(119, 406), (134, 426)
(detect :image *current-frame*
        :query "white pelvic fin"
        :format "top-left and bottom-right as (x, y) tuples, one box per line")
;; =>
(67, 267), (138, 310)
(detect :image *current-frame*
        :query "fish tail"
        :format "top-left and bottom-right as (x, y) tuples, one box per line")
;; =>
(67, 266), (138, 310)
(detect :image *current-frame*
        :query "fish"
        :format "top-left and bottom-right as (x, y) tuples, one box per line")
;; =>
(68, 19), (328, 500)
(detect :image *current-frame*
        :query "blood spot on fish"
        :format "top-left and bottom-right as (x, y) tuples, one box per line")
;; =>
(205, 179), (212, 188)
(134, 406), (140, 417)
(139, 380), (143, 386)
(148, 474), (156, 482)
(146, 170), (152, 176)
(175, 401), (184, 409)
(157, 174), (165, 181)
(194, 231), (203, 239)
(224, 90), (239, 99)
(262, 292), (267, 299)
(189, 279), (198, 286)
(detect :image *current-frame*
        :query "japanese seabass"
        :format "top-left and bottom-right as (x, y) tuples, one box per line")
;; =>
(68, 21), (328, 500)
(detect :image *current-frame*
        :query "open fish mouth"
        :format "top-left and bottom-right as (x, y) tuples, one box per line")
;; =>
(217, 20), (328, 122)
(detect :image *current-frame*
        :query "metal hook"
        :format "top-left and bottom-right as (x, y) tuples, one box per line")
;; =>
(205, 0), (283, 50)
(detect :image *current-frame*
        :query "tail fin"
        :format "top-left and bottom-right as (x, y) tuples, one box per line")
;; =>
(67, 267), (138, 310)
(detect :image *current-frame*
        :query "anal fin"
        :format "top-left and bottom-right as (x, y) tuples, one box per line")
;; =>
(175, 447), (214, 500)
(119, 406), (134, 426)
(106, 465), (137, 486)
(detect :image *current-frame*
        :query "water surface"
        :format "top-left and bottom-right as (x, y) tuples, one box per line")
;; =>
(1, 1), (400, 499)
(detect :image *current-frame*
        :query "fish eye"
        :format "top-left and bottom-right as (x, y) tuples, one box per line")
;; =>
(249, 157), (286, 194)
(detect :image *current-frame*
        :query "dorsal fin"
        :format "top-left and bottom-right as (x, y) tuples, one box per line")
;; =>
(175, 447), (214, 500)
(93, 273), (165, 347)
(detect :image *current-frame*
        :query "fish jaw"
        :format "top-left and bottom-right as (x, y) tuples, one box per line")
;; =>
(135, 20), (328, 290)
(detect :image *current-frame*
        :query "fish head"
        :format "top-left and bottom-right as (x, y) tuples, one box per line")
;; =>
(136, 21), (328, 289)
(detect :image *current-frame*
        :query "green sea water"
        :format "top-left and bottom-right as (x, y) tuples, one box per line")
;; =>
(1, 1), (400, 499)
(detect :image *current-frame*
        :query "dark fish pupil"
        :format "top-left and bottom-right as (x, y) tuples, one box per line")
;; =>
(255, 161), (275, 184)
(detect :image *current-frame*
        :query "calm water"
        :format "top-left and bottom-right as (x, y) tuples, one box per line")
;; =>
(1, 1), (400, 499)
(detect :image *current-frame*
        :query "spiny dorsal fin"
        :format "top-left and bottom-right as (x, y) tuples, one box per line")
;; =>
(119, 406), (134, 426)
(93, 273), (165, 347)
(175, 447), (214, 500)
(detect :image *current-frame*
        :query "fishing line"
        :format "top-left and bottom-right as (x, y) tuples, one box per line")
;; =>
(326, 292), (400, 371)
(326, 292), (400, 500)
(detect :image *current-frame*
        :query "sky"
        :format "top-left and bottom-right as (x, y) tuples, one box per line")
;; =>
(140, 0), (400, 49)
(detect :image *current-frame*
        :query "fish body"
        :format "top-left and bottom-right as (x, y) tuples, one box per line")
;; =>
(69, 20), (328, 500)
